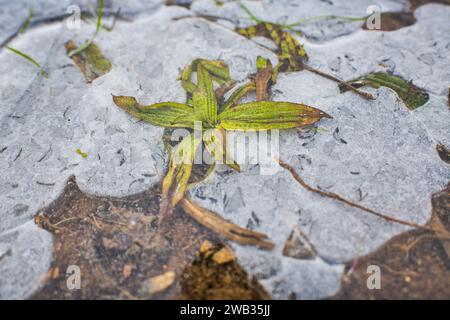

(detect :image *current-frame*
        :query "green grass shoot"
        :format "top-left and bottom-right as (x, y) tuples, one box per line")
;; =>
(68, 0), (104, 57)
(238, 1), (365, 31)
(20, 5), (33, 33)
(5, 46), (48, 78)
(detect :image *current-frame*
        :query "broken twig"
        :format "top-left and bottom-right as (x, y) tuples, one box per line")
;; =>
(180, 197), (274, 250)
(277, 158), (434, 231)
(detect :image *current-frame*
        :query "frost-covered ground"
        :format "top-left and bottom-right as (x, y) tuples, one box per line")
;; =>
(0, 0), (449, 299)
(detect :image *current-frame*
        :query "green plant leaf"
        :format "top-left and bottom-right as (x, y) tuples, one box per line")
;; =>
(218, 101), (331, 130)
(162, 133), (201, 207)
(181, 59), (231, 95)
(76, 148), (88, 158)
(5, 46), (48, 78)
(200, 60), (231, 84)
(340, 72), (429, 110)
(20, 5), (33, 34)
(220, 82), (256, 112)
(193, 63), (219, 126)
(203, 129), (240, 172)
(112, 95), (197, 128)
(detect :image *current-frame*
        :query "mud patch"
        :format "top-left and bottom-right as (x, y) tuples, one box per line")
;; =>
(437, 144), (450, 165)
(363, 12), (416, 31)
(180, 242), (270, 300)
(410, 0), (450, 10)
(332, 183), (450, 299)
(31, 176), (268, 299)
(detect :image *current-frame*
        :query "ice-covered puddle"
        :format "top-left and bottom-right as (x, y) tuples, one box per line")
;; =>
(1, 1), (449, 299)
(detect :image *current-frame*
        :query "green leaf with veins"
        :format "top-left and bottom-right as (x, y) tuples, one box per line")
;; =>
(218, 101), (331, 130)
(112, 95), (196, 128)
(193, 63), (219, 126)
(113, 58), (331, 210)
(162, 133), (201, 207)
(204, 128), (240, 172)
(340, 72), (429, 110)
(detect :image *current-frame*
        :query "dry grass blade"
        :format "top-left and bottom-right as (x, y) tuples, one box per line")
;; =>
(180, 197), (274, 250)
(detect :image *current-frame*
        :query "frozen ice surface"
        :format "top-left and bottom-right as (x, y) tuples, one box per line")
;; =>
(1, 1), (449, 299)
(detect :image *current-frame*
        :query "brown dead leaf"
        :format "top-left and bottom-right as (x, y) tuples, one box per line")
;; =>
(363, 12), (416, 31)
(65, 40), (111, 83)
(437, 143), (450, 165)
(282, 226), (317, 260)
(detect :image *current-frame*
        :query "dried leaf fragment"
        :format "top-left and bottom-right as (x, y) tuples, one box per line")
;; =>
(282, 227), (317, 260)
(236, 22), (308, 72)
(253, 56), (274, 101)
(180, 197), (274, 250)
(65, 40), (111, 83)
(436, 143), (450, 165)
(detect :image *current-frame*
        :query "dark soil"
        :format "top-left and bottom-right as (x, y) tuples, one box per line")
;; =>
(31, 176), (268, 299)
(333, 183), (450, 299)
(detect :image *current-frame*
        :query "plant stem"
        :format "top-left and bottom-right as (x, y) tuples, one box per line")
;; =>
(180, 197), (274, 250)
(283, 15), (366, 28)
(239, 1), (366, 31)
(277, 158), (434, 231)
(20, 5), (33, 34)
(238, 1), (262, 24)
(68, 0), (104, 57)
(302, 65), (375, 100)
